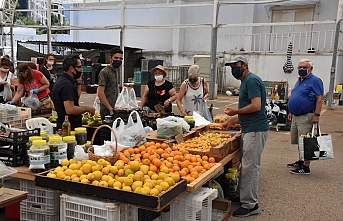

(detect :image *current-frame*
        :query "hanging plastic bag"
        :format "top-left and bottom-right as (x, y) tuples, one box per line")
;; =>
(193, 111), (211, 127)
(2, 85), (12, 102)
(21, 90), (42, 109)
(197, 100), (213, 122)
(114, 86), (130, 110)
(111, 117), (130, 152)
(128, 88), (139, 110)
(74, 145), (89, 161)
(93, 96), (100, 114)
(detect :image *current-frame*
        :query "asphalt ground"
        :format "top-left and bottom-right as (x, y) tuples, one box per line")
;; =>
(80, 92), (343, 220)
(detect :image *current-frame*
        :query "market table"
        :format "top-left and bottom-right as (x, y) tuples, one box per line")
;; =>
(0, 188), (27, 208)
(10, 166), (36, 181)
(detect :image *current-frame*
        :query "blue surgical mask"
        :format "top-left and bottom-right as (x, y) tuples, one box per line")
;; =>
(298, 69), (308, 77)
(112, 60), (122, 68)
(231, 66), (243, 79)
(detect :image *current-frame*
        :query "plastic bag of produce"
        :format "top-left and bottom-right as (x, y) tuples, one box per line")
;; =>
(74, 145), (89, 161)
(21, 90), (42, 109)
(93, 96), (100, 114)
(128, 88), (139, 110)
(111, 111), (146, 150)
(193, 111), (211, 127)
(2, 85), (12, 102)
(196, 100), (213, 122)
(157, 116), (187, 139)
(114, 86), (130, 110)
(0, 104), (17, 115)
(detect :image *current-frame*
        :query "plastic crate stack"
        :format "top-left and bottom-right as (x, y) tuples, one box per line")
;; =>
(0, 128), (40, 167)
(169, 187), (218, 221)
(60, 193), (138, 221)
(20, 180), (60, 221)
(0, 107), (31, 129)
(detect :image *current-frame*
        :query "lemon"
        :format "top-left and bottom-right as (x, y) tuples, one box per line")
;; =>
(143, 182), (153, 189)
(130, 161), (140, 171)
(80, 175), (87, 180)
(125, 169), (134, 176)
(159, 181), (169, 191)
(97, 159), (107, 166)
(64, 176), (71, 181)
(56, 171), (64, 178)
(64, 169), (75, 177)
(81, 159), (87, 165)
(108, 173), (115, 179)
(117, 177), (125, 184)
(69, 159), (76, 165)
(102, 167), (110, 175)
(101, 175), (110, 182)
(69, 163), (81, 170)
(87, 160), (97, 166)
(141, 186), (151, 195)
(124, 177), (133, 186)
(87, 173), (95, 181)
(81, 164), (92, 174)
(154, 185), (162, 193)
(93, 171), (103, 180)
(99, 181), (108, 187)
(148, 171), (155, 177)
(150, 188), (160, 196)
(92, 165), (102, 172)
(75, 170), (84, 177)
(164, 177), (175, 187)
(118, 169), (125, 176)
(53, 167), (63, 174)
(81, 179), (90, 183)
(62, 166), (68, 171)
(156, 179), (164, 185)
(171, 174), (180, 183)
(92, 180), (100, 186)
(122, 186), (132, 191)
(134, 187), (142, 193)
(110, 166), (118, 174)
(151, 174), (159, 180)
(107, 179), (115, 187)
(71, 174), (77, 179)
(114, 160), (124, 169)
(61, 159), (69, 167)
(133, 171), (144, 181)
(131, 181), (143, 191)
(113, 181), (122, 189)
(72, 177), (80, 182)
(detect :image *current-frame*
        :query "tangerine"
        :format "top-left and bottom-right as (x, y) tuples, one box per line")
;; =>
(160, 143), (167, 149)
(127, 148), (134, 155)
(143, 153), (150, 159)
(155, 143), (161, 148)
(202, 155), (209, 161)
(209, 157), (215, 163)
(180, 170), (187, 177)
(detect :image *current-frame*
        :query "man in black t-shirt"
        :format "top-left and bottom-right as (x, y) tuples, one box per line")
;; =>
(51, 54), (95, 130)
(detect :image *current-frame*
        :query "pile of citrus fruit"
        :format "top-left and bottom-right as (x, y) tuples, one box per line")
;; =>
(46, 141), (217, 195)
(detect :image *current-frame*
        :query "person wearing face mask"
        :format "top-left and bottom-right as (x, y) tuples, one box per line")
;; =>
(40, 53), (57, 92)
(286, 59), (324, 175)
(51, 54), (95, 130)
(0, 57), (14, 103)
(176, 65), (209, 116)
(97, 47), (123, 119)
(221, 55), (268, 217)
(8, 63), (52, 108)
(140, 65), (176, 113)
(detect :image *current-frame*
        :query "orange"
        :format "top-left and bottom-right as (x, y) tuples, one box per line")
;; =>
(156, 149), (164, 155)
(190, 156), (197, 163)
(180, 170), (187, 177)
(123, 150), (130, 157)
(184, 155), (191, 161)
(196, 158), (203, 164)
(138, 145), (146, 152)
(172, 165), (180, 172)
(149, 165), (157, 173)
(165, 162), (172, 168)
(180, 161), (188, 169)
(143, 153), (150, 159)
(165, 148), (172, 153)
(161, 143), (167, 149)
(122, 157), (129, 164)
(153, 159), (162, 168)
(187, 165), (194, 171)
(142, 159), (150, 165)
(174, 155), (182, 161)
(155, 143), (161, 148)
(134, 148), (140, 154)
(149, 155), (156, 162)
(208, 157), (215, 163)
(190, 168), (197, 173)
(172, 145), (178, 151)
(194, 166), (203, 173)
(191, 171), (199, 179)
(182, 168), (189, 174)
(202, 156), (209, 161)
(128, 148), (134, 155)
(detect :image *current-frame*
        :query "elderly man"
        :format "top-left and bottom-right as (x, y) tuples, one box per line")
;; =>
(222, 55), (269, 217)
(287, 59), (324, 174)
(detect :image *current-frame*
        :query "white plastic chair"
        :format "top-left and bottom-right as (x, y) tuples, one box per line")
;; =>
(26, 117), (56, 135)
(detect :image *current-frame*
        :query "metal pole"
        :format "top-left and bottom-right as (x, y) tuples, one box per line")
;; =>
(327, 19), (342, 110)
(209, 0), (219, 100)
(47, 0), (52, 53)
(119, 0), (125, 87)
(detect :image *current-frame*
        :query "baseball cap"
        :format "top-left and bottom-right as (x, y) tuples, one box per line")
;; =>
(225, 55), (248, 66)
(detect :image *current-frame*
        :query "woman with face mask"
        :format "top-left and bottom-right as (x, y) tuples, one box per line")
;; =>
(8, 63), (51, 109)
(140, 65), (177, 114)
(40, 53), (57, 92)
(0, 57), (14, 103)
(176, 65), (209, 116)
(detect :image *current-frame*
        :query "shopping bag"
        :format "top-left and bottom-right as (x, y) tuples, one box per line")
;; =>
(111, 111), (146, 148)
(2, 85), (12, 102)
(114, 86), (130, 110)
(128, 88), (139, 110)
(299, 124), (334, 161)
(156, 116), (189, 139)
(93, 96), (100, 114)
(21, 90), (42, 109)
(111, 117), (129, 152)
(199, 100), (213, 122)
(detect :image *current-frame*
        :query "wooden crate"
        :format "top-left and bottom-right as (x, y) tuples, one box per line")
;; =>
(186, 162), (222, 192)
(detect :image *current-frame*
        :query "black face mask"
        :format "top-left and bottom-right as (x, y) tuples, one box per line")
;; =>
(189, 78), (198, 83)
(73, 68), (82, 79)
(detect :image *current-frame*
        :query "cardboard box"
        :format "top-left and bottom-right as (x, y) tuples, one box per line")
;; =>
(35, 172), (187, 211)
(212, 198), (231, 221)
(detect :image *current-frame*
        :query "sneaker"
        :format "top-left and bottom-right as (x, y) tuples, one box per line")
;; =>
(287, 160), (304, 168)
(290, 166), (310, 175)
(233, 204), (260, 217)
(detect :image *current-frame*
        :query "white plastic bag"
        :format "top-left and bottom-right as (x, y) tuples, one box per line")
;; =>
(128, 88), (139, 110)
(22, 90), (42, 108)
(114, 87), (130, 110)
(193, 111), (211, 127)
(93, 96), (100, 114)
(74, 145), (89, 161)
(197, 100), (213, 122)
(2, 85), (12, 101)
(111, 111), (146, 149)
(156, 116), (189, 139)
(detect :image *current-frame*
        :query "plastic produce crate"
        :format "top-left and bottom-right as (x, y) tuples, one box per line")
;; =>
(170, 187), (218, 221)
(0, 128), (40, 144)
(20, 180), (60, 215)
(138, 208), (160, 221)
(0, 107), (31, 129)
(20, 204), (59, 221)
(31, 108), (52, 117)
(134, 71), (142, 84)
(60, 194), (138, 221)
(0, 153), (26, 166)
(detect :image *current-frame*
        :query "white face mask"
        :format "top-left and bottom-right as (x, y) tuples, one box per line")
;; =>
(1, 68), (9, 73)
(154, 75), (163, 82)
(47, 61), (54, 65)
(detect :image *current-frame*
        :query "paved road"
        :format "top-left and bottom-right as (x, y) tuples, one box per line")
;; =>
(77, 92), (343, 220)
